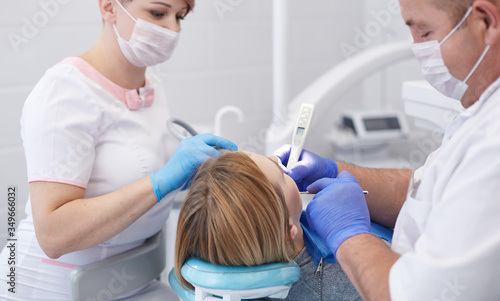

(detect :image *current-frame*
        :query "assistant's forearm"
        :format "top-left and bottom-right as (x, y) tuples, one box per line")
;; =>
(336, 234), (399, 301)
(337, 162), (411, 228)
(34, 177), (158, 259)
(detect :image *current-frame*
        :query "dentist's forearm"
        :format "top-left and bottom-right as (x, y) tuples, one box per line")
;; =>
(336, 234), (400, 301)
(30, 177), (158, 259)
(336, 162), (411, 228)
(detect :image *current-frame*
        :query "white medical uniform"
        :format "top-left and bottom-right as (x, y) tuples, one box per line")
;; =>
(0, 57), (179, 300)
(389, 77), (500, 300)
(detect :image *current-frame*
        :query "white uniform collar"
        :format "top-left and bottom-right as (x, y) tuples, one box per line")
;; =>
(443, 75), (500, 144)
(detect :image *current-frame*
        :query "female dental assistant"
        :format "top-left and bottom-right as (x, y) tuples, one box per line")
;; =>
(276, 0), (500, 300)
(0, 0), (236, 300)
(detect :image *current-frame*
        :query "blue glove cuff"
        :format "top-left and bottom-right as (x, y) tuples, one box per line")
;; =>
(150, 171), (175, 202)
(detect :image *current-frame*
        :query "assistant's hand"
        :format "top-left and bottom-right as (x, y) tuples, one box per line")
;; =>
(272, 144), (338, 191)
(151, 134), (237, 201)
(306, 171), (370, 257)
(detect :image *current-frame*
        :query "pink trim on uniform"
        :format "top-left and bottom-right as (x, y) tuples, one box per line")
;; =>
(56, 57), (151, 107)
(28, 177), (87, 189)
(41, 258), (78, 269)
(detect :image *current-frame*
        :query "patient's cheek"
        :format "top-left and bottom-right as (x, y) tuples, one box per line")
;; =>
(285, 189), (303, 219)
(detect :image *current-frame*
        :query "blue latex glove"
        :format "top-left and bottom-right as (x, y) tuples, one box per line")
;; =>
(306, 171), (370, 257)
(151, 134), (237, 201)
(272, 144), (338, 191)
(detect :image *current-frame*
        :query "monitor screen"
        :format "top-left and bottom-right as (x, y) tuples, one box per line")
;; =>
(363, 117), (400, 131)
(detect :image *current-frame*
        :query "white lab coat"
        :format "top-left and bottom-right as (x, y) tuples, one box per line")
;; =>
(389, 77), (500, 300)
(0, 58), (180, 300)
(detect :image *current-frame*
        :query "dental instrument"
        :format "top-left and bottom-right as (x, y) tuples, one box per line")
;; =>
(166, 118), (199, 141)
(301, 191), (369, 195)
(287, 103), (315, 167)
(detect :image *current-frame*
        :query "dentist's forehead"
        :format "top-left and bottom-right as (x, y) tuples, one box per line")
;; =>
(400, 0), (455, 28)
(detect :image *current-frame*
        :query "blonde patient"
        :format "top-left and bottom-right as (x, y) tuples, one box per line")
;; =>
(175, 151), (361, 301)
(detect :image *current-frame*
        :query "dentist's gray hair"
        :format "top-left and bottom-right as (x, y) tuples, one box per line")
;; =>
(432, 0), (497, 23)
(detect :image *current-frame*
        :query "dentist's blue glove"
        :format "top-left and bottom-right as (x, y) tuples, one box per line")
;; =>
(306, 171), (370, 257)
(272, 144), (338, 191)
(151, 134), (237, 201)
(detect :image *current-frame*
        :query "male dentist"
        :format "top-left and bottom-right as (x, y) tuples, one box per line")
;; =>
(275, 0), (500, 300)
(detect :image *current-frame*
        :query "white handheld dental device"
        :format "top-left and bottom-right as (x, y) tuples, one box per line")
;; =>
(287, 103), (315, 167)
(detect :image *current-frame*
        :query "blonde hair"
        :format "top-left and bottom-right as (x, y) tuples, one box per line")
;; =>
(174, 151), (293, 290)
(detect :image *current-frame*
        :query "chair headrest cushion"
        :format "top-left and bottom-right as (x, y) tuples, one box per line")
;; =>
(181, 258), (301, 290)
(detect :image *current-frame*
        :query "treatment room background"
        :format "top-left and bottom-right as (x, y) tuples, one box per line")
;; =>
(0, 0), (433, 273)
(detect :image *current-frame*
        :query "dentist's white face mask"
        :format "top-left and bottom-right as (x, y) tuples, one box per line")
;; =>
(113, 0), (179, 67)
(411, 7), (490, 100)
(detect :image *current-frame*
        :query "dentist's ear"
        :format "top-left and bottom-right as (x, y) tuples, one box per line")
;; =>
(474, 0), (500, 46)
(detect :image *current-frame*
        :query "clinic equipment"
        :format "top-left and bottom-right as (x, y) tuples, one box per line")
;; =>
(287, 103), (315, 167)
(341, 110), (409, 141)
(167, 118), (199, 141)
(69, 227), (166, 301)
(167, 105), (245, 140)
(266, 41), (415, 155)
(168, 258), (301, 301)
(214, 106), (245, 136)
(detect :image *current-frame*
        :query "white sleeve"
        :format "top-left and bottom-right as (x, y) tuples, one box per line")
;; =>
(389, 121), (500, 300)
(21, 67), (101, 188)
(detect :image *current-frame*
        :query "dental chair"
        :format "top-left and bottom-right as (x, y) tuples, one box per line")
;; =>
(168, 258), (301, 301)
(68, 226), (166, 301)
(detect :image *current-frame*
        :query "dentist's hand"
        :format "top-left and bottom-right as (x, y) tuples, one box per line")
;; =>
(272, 145), (338, 191)
(151, 134), (237, 201)
(306, 171), (370, 257)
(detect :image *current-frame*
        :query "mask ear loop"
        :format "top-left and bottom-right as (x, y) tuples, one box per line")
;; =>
(113, 0), (137, 39)
(464, 44), (491, 83)
(440, 7), (474, 46)
(114, 0), (137, 22)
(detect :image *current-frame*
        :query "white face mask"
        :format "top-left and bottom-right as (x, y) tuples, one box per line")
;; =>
(113, 0), (179, 67)
(411, 7), (490, 101)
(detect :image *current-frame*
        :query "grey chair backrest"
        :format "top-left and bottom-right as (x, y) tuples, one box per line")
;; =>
(69, 226), (166, 301)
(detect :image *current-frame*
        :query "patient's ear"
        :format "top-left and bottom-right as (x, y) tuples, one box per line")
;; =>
(286, 222), (299, 243)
